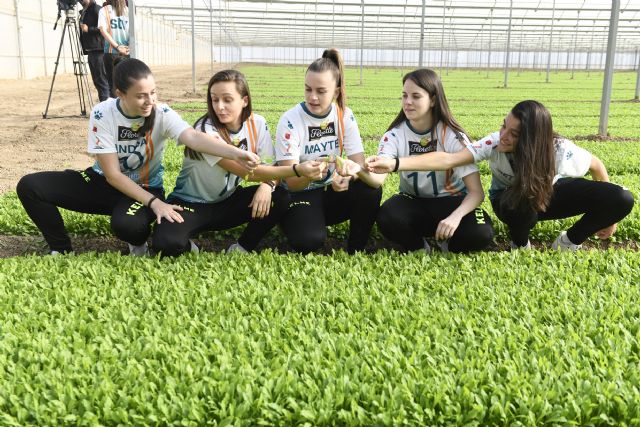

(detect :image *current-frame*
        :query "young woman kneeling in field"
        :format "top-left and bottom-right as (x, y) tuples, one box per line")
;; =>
(361, 68), (494, 254)
(17, 58), (259, 255)
(368, 99), (634, 250)
(152, 70), (326, 256)
(274, 48), (383, 254)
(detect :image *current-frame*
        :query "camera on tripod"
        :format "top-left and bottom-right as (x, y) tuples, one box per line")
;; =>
(43, 0), (93, 118)
(57, 0), (79, 12)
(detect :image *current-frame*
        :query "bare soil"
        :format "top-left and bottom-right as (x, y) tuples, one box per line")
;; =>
(0, 63), (219, 195)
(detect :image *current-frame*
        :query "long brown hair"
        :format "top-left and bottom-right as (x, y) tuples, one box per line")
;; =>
(185, 69), (252, 160)
(307, 48), (346, 112)
(501, 100), (556, 211)
(111, 0), (126, 16)
(386, 69), (466, 138)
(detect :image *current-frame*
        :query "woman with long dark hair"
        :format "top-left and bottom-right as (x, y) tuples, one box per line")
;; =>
(364, 68), (494, 253)
(17, 59), (259, 255)
(152, 70), (325, 256)
(367, 99), (634, 250)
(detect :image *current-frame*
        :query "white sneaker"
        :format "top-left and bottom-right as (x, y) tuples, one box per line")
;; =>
(551, 231), (582, 251)
(436, 239), (449, 253)
(189, 239), (199, 254)
(226, 242), (248, 253)
(128, 242), (149, 256)
(510, 240), (531, 250)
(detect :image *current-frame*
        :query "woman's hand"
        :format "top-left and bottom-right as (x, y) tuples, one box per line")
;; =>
(595, 223), (617, 240)
(366, 155), (395, 174)
(249, 184), (273, 219)
(296, 160), (327, 180)
(151, 199), (184, 224)
(331, 172), (350, 192)
(234, 149), (261, 174)
(335, 157), (362, 177)
(116, 45), (130, 56)
(435, 213), (462, 241)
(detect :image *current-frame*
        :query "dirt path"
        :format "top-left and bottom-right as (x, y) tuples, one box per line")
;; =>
(0, 63), (221, 195)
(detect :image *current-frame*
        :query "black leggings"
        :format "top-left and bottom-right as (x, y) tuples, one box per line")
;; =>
(280, 180), (383, 254)
(377, 193), (494, 253)
(152, 186), (291, 256)
(16, 168), (161, 253)
(491, 178), (635, 246)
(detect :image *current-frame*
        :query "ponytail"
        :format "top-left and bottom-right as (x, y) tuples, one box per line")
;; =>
(113, 58), (155, 135)
(307, 48), (346, 112)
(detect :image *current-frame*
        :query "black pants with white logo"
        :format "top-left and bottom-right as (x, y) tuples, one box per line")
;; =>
(491, 178), (635, 246)
(17, 168), (162, 253)
(377, 193), (494, 253)
(280, 179), (383, 254)
(152, 186), (291, 256)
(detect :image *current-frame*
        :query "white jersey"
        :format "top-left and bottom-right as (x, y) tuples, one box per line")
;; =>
(97, 5), (129, 54)
(275, 102), (363, 191)
(466, 131), (593, 197)
(169, 114), (273, 204)
(378, 120), (478, 198)
(87, 98), (191, 189)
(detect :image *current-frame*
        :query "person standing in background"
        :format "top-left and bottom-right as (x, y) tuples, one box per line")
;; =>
(98, 0), (129, 97)
(79, 0), (110, 101)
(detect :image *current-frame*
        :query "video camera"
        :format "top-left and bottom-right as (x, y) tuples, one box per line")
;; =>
(57, 0), (79, 11)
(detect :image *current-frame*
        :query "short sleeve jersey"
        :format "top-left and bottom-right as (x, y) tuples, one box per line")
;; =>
(169, 114), (274, 204)
(274, 102), (363, 191)
(97, 5), (129, 54)
(377, 120), (478, 198)
(87, 98), (191, 189)
(466, 131), (593, 197)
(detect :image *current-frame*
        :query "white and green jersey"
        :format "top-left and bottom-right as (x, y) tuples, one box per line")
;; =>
(378, 120), (478, 198)
(87, 98), (190, 189)
(169, 114), (273, 204)
(465, 131), (592, 197)
(97, 5), (129, 54)
(275, 102), (363, 191)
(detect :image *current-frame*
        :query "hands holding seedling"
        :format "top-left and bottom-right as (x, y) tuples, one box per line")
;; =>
(235, 150), (261, 174)
(365, 155), (395, 174)
(295, 160), (328, 180)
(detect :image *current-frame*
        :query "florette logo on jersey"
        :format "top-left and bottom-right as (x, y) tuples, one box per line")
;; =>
(408, 138), (437, 155)
(320, 120), (329, 130)
(308, 122), (336, 141)
(234, 138), (248, 151)
(131, 122), (142, 132)
(118, 126), (143, 141)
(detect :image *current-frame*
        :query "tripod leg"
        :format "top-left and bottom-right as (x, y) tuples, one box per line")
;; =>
(43, 19), (69, 119)
(71, 19), (95, 115)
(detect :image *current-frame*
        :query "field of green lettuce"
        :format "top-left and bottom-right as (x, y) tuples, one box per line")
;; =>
(1, 67), (639, 425)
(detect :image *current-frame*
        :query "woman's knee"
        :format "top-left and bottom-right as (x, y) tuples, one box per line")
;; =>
(286, 228), (326, 254)
(110, 214), (150, 245)
(152, 230), (189, 257)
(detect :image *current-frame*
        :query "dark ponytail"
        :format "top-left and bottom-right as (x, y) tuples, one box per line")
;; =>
(113, 58), (155, 135)
(307, 48), (346, 112)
